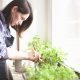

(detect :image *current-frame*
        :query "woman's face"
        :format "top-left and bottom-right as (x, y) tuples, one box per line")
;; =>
(10, 6), (29, 26)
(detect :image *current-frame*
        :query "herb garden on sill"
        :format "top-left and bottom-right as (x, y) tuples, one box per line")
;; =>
(24, 36), (78, 80)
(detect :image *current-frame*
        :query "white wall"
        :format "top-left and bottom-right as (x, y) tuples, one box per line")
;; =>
(52, 0), (80, 72)
(0, 0), (2, 10)
(31, 0), (48, 40)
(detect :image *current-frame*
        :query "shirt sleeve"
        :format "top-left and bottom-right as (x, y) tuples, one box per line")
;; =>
(0, 20), (8, 59)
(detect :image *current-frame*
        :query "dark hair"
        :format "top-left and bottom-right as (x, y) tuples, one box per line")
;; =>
(2, 0), (33, 36)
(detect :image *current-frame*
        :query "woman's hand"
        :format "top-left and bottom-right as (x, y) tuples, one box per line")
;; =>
(27, 50), (42, 62)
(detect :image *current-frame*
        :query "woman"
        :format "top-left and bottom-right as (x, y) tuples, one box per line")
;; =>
(0, 0), (41, 80)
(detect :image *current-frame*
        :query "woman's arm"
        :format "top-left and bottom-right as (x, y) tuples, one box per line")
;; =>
(7, 48), (39, 62)
(8, 51), (28, 60)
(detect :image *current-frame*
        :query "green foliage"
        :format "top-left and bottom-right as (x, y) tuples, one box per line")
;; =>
(26, 35), (78, 80)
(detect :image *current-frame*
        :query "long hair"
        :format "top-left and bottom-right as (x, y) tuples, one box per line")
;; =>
(2, 0), (33, 36)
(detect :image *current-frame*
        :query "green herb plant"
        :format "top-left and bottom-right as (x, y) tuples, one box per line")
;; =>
(25, 35), (78, 80)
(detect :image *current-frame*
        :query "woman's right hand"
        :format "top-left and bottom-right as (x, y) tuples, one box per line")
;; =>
(27, 50), (42, 62)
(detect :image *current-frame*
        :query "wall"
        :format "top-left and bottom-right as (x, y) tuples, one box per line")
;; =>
(52, 0), (80, 72)
(29, 0), (48, 40)
(0, 0), (2, 10)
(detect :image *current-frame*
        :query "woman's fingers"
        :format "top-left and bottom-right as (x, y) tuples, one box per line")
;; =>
(27, 50), (43, 62)
(33, 51), (43, 62)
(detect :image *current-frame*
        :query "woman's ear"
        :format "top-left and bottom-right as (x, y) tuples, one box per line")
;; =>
(11, 6), (18, 13)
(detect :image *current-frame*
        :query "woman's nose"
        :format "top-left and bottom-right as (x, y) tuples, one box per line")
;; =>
(18, 20), (23, 25)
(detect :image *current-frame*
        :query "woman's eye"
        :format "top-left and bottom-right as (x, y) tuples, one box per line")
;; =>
(21, 17), (24, 20)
